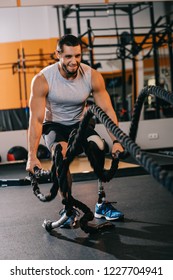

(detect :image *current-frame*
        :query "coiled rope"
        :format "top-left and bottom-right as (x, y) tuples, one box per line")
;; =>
(30, 85), (173, 233)
(82, 86), (173, 194)
(29, 116), (120, 233)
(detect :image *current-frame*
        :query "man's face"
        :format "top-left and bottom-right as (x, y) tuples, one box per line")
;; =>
(58, 44), (82, 77)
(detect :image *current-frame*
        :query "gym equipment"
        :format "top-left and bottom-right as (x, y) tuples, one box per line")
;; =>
(7, 146), (28, 161)
(28, 85), (173, 235)
(37, 144), (51, 160)
(30, 144), (120, 234)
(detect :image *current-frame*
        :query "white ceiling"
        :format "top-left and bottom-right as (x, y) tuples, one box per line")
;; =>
(0, 0), (168, 8)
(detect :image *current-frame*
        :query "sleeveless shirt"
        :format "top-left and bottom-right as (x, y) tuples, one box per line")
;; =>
(40, 62), (92, 125)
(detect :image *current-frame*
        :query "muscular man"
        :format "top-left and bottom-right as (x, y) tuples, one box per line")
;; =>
(26, 34), (124, 227)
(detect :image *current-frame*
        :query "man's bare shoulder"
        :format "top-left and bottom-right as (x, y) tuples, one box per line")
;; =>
(91, 68), (105, 87)
(31, 72), (47, 88)
(32, 72), (46, 83)
(31, 72), (48, 96)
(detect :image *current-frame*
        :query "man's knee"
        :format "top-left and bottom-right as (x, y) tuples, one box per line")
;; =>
(52, 141), (68, 158)
(87, 135), (105, 150)
(84, 135), (105, 177)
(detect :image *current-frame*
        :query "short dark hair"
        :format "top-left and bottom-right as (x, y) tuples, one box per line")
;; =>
(57, 34), (82, 52)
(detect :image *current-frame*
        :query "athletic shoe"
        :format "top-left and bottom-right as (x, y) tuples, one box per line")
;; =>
(94, 201), (124, 220)
(59, 208), (80, 228)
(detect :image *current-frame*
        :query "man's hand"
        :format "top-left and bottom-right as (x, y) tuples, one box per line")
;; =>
(111, 142), (124, 158)
(26, 156), (42, 174)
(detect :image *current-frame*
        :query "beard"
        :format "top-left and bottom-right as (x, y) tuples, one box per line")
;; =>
(62, 62), (80, 77)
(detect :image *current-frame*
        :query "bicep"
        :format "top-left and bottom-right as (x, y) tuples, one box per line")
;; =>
(29, 75), (47, 123)
(92, 70), (112, 110)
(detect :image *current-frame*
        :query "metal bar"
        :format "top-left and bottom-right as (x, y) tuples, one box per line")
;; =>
(22, 48), (28, 107)
(56, 6), (62, 37)
(150, 2), (160, 118)
(87, 19), (94, 68)
(17, 49), (22, 108)
(76, 5), (81, 36)
(166, 14), (173, 92)
(129, 4), (137, 106)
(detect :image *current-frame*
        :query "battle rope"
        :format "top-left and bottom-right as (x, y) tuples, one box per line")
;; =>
(42, 195), (114, 234)
(29, 112), (121, 233)
(29, 111), (121, 203)
(30, 143), (119, 233)
(82, 86), (173, 194)
(129, 85), (173, 142)
(29, 85), (173, 234)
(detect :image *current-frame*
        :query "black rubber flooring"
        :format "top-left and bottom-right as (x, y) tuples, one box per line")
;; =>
(0, 152), (173, 184)
(0, 174), (173, 260)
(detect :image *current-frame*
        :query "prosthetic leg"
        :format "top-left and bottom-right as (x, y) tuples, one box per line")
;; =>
(42, 137), (114, 233)
(84, 135), (107, 202)
(98, 179), (106, 203)
(41, 141), (99, 233)
(84, 135), (124, 221)
(30, 128), (118, 233)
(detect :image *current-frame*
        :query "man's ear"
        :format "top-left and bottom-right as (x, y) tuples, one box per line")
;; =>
(55, 50), (60, 59)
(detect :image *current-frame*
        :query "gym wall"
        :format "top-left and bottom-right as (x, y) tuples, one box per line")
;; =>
(0, 2), (172, 163)
(0, 6), (59, 110)
(0, 2), (166, 110)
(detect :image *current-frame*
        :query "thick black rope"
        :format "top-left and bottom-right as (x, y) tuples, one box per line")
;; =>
(62, 110), (120, 184)
(30, 85), (173, 233)
(30, 144), (117, 233)
(129, 85), (173, 142)
(83, 86), (173, 194)
(29, 108), (120, 233)
(89, 106), (173, 193)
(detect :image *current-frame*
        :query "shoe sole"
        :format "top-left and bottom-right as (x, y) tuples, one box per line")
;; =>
(94, 213), (124, 221)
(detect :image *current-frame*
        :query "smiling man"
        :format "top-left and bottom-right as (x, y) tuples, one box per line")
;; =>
(26, 34), (124, 227)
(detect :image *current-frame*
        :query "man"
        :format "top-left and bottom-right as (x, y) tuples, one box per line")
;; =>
(26, 34), (124, 227)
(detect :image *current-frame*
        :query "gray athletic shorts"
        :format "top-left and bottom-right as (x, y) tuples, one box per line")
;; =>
(42, 120), (99, 153)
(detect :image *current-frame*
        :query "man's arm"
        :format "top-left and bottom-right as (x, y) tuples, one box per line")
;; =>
(91, 69), (124, 155)
(26, 73), (48, 173)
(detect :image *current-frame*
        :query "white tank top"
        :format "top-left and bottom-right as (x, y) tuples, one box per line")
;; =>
(40, 62), (92, 125)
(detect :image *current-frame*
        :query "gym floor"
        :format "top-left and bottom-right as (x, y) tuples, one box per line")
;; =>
(0, 154), (173, 260)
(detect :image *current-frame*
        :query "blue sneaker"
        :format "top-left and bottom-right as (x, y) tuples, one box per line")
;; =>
(59, 208), (80, 228)
(94, 202), (124, 221)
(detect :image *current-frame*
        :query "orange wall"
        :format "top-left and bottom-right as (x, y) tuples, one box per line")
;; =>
(0, 38), (57, 110)
(0, 36), (171, 110)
